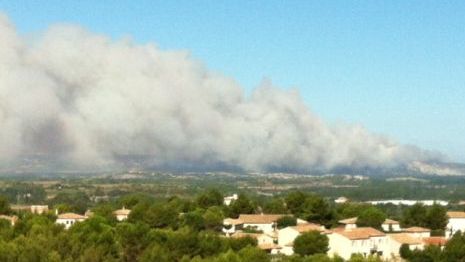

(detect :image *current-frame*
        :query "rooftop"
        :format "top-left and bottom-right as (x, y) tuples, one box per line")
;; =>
(388, 233), (423, 245)
(57, 213), (87, 220)
(113, 208), (131, 216)
(403, 227), (431, 233)
(423, 237), (448, 246)
(447, 211), (465, 219)
(238, 214), (286, 224)
(333, 227), (385, 240)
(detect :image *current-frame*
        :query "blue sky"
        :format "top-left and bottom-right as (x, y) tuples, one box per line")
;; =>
(1, 0), (464, 161)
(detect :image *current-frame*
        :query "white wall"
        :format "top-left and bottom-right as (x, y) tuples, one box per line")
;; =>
(328, 234), (389, 260)
(382, 224), (401, 232)
(278, 227), (299, 247)
(446, 218), (465, 238)
(244, 223), (275, 234)
(56, 218), (84, 229)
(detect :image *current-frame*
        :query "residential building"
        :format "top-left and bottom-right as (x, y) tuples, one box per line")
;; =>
(230, 231), (280, 254)
(223, 214), (286, 235)
(382, 219), (401, 232)
(335, 197), (348, 204)
(56, 213), (87, 229)
(386, 233), (424, 260)
(223, 194), (238, 206)
(338, 217), (358, 230)
(446, 211), (465, 238)
(113, 207), (131, 221)
(403, 227), (431, 239)
(222, 218), (243, 235)
(30, 205), (49, 214)
(278, 223), (328, 255)
(339, 217), (402, 232)
(328, 227), (389, 260)
(0, 215), (18, 226)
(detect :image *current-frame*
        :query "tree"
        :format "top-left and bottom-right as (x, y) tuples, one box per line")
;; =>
(196, 189), (223, 209)
(285, 191), (307, 215)
(356, 207), (386, 229)
(399, 243), (412, 260)
(238, 246), (269, 262)
(425, 203), (447, 231)
(0, 196), (11, 215)
(277, 216), (297, 229)
(293, 231), (329, 256)
(401, 203), (427, 228)
(301, 195), (334, 226)
(263, 198), (287, 214)
(229, 194), (255, 218)
(442, 231), (465, 261)
(203, 206), (224, 231)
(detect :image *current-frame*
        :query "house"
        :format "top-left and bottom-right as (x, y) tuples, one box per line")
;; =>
(339, 217), (401, 232)
(328, 227), (389, 260)
(0, 215), (18, 226)
(223, 214), (286, 235)
(446, 211), (465, 238)
(230, 231), (280, 254)
(338, 217), (358, 230)
(335, 197), (348, 204)
(222, 218), (244, 235)
(403, 227), (431, 239)
(382, 219), (401, 232)
(56, 213), (87, 229)
(113, 207), (131, 221)
(422, 236), (447, 248)
(223, 194), (238, 206)
(30, 205), (49, 214)
(278, 223), (328, 255)
(387, 233), (424, 260)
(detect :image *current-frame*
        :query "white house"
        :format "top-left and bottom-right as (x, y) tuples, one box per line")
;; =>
(56, 213), (87, 229)
(328, 227), (389, 260)
(403, 227), (431, 239)
(278, 223), (328, 255)
(339, 217), (402, 232)
(0, 215), (18, 226)
(231, 231), (280, 254)
(30, 205), (49, 214)
(338, 217), (358, 230)
(222, 218), (243, 235)
(335, 197), (348, 204)
(386, 233), (424, 260)
(223, 194), (238, 206)
(113, 207), (131, 221)
(223, 214), (285, 235)
(382, 219), (401, 232)
(446, 211), (465, 238)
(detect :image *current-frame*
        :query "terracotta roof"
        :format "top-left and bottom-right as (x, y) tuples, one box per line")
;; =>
(113, 208), (131, 216)
(383, 219), (400, 225)
(291, 223), (326, 233)
(333, 227), (385, 240)
(388, 233), (423, 245)
(404, 227), (431, 233)
(57, 213), (87, 220)
(447, 211), (465, 219)
(224, 218), (244, 225)
(238, 214), (285, 224)
(338, 217), (357, 224)
(423, 237), (447, 246)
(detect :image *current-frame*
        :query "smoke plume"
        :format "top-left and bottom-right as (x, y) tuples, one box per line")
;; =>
(0, 14), (440, 172)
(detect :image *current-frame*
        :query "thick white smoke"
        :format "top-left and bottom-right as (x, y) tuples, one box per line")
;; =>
(0, 14), (440, 172)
